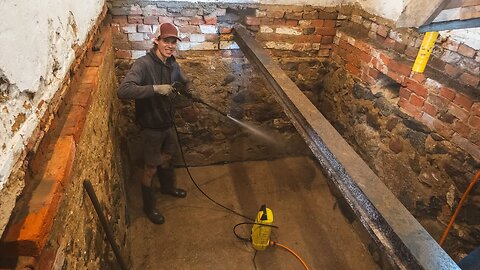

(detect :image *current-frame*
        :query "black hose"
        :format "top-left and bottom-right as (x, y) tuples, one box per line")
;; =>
(83, 180), (128, 270)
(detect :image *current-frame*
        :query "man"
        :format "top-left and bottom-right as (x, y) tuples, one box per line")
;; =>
(118, 22), (191, 225)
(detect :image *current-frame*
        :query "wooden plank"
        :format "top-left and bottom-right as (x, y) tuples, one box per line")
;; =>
(460, 5), (480, 19)
(433, 7), (462, 22)
(396, 0), (450, 28)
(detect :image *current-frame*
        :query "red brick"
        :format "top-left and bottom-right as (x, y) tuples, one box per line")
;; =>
(245, 16), (261, 26)
(158, 16), (174, 24)
(190, 16), (205, 25)
(144, 16), (159, 25)
(346, 63), (361, 76)
(127, 15), (143, 24)
(460, 72), (480, 87)
(203, 15), (216, 25)
(387, 71), (405, 84)
(384, 37), (395, 49)
(368, 67), (380, 79)
(219, 25), (233, 34)
(469, 115), (480, 129)
(423, 102), (437, 116)
(458, 44), (476, 58)
(454, 93), (474, 110)
(410, 94), (425, 107)
(61, 105), (87, 142)
(1, 136), (75, 256)
(444, 64), (462, 78)
(321, 36), (334, 44)
(388, 59), (411, 77)
(71, 88), (92, 108)
(394, 41), (407, 54)
(360, 72), (376, 85)
(359, 51), (372, 63)
(315, 27), (336, 36)
(405, 78), (427, 98)
(379, 53), (391, 66)
(116, 49), (132, 59)
(439, 87), (456, 101)
(323, 19), (336, 27)
(398, 97), (421, 118)
(399, 87), (412, 99)
(311, 19), (324, 27)
(377, 25), (389, 37)
(355, 39), (372, 54)
(453, 121), (471, 137)
(412, 73), (426, 83)
(449, 104), (470, 121)
(433, 120), (454, 139)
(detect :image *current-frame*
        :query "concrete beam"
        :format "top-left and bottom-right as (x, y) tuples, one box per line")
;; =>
(233, 24), (459, 270)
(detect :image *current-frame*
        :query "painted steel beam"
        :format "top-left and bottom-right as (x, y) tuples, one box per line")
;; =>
(419, 18), (480, 32)
(233, 24), (459, 270)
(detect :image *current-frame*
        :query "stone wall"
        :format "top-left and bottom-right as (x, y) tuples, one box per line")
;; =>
(303, 6), (479, 261)
(116, 50), (310, 167)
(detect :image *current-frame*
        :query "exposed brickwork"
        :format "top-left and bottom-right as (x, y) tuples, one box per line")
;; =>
(0, 25), (120, 269)
(109, 2), (337, 57)
(331, 9), (479, 162)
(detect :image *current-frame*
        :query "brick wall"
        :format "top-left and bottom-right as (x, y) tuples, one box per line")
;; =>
(108, 1), (338, 59)
(332, 6), (479, 162)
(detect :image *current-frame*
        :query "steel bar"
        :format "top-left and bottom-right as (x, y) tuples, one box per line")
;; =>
(83, 180), (128, 270)
(233, 24), (459, 270)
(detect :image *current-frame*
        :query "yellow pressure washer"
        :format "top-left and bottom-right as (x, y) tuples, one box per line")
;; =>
(251, 204), (274, 250)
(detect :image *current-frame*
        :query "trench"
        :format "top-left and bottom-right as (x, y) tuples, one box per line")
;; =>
(111, 27), (467, 270)
(117, 53), (381, 269)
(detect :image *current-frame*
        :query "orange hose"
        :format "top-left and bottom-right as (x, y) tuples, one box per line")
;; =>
(439, 171), (480, 246)
(270, 241), (311, 270)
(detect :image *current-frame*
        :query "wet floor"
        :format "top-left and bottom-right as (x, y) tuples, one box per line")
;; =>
(126, 156), (379, 270)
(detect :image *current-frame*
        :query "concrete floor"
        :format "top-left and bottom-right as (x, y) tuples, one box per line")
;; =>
(126, 156), (379, 270)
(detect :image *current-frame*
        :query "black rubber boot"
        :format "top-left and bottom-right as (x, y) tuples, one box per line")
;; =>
(141, 185), (165, 224)
(157, 168), (187, 198)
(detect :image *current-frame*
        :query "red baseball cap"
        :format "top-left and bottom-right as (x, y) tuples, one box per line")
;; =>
(156, 22), (181, 41)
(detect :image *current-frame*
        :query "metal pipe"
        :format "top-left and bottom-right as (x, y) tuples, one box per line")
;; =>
(83, 180), (128, 270)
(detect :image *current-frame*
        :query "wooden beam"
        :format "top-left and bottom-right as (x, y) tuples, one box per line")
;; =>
(460, 5), (480, 20)
(396, 0), (451, 28)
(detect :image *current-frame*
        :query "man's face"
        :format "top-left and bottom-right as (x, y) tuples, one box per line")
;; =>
(154, 37), (177, 60)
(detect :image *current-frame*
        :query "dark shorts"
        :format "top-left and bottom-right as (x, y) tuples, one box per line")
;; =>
(141, 128), (179, 167)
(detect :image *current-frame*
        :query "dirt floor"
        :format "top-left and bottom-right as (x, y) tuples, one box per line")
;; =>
(125, 156), (379, 270)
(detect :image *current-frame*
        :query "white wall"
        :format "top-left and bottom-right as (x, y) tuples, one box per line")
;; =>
(0, 0), (104, 235)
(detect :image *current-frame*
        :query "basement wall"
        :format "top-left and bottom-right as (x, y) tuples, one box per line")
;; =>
(0, 1), (104, 236)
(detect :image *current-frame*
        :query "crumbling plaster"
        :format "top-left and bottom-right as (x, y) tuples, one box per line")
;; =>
(0, 0), (104, 235)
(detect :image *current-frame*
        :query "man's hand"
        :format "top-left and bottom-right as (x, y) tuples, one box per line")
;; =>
(153, 84), (173, 95)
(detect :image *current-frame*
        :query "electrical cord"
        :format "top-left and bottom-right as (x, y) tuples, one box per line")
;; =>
(233, 222), (279, 242)
(270, 241), (311, 270)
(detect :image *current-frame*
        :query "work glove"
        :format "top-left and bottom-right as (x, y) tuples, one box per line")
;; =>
(153, 84), (173, 95)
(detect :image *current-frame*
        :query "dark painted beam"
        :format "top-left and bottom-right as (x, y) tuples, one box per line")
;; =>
(233, 24), (459, 270)
(419, 18), (480, 32)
